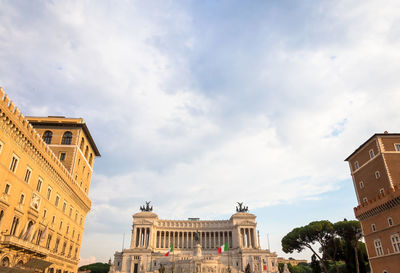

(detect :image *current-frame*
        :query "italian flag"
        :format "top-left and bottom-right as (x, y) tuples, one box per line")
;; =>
(218, 243), (228, 254)
(165, 244), (173, 256)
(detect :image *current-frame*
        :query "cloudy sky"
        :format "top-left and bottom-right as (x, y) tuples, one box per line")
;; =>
(1, 0), (400, 266)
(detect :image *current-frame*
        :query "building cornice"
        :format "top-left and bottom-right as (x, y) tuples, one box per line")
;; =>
(0, 87), (91, 212)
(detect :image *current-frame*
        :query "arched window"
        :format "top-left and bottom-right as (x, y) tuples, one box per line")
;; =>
(61, 131), (73, 145)
(43, 131), (53, 144)
(89, 153), (93, 165)
(1, 256), (10, 267)
(84, 146), (89, 158)
(16, 260), (24, 267)
(80, 138), (84, 150)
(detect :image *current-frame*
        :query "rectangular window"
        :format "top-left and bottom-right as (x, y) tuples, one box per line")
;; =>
(371, 224), (376, 232)
(36, 178), (43, 192)
(62, 242), (66, 255)
(60, 152), (66, 161)
(46, 234), (52, 249)
(363, 197), (368, 203)
(374, 239), (384, 256)
(52, 215), (55, 225)
(359, 181), (364, 189)
(54, 238), (60, 252)
(19, 194), (25, 204)
(47, 187), (52, 200)
(395, 143), (400, 151)
(24, 167), (32, 183)
(0, 140), (3, 154)
(55, 195), (60, 207)
(35, 229), (43, 245)
(62, 202), (67, 213)
(59, 220), (63, 231)
(391, 233), (400, 253)
(69, 206), (73, 217)
(375, 171), (380, 179)
(369, 149), (374, 158)
(380, 188), (385, 195)
(354, 161), (359, 170)
(4, 183), (10, 194)
(388, 217), (394, 226)
(75, 211), (78, 221)
(43, 209), (47, 218)
(9, 154), (19, 172)
(10, 216), (20, 236)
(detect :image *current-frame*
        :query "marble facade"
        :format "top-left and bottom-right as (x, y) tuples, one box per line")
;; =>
(109, 207), (278, 273)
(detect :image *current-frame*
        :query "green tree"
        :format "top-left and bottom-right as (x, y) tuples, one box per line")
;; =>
(310, 255), (321, 273)
(334, 220), (363, 273)
(278, 263), (285, 273)
(78, 262), (110, 273)
(282, 221), (334, 273)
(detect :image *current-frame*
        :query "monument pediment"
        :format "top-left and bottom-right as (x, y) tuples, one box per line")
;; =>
(134, 219), (155, 225)
(237, 220), (256, 226)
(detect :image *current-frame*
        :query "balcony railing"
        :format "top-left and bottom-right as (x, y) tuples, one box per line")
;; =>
(0, 235), (48, 257)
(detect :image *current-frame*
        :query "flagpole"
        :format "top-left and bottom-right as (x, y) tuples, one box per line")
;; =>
(228, 241), (231, 273)
(173, 243), (175, 273)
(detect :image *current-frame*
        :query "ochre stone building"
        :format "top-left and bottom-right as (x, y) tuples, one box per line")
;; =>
(0, 87), (100, 273)
(109, 206), (279, 273)
(346, 133), (400, 273)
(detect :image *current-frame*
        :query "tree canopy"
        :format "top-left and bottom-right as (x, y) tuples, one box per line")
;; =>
(281, 219), (369, 273)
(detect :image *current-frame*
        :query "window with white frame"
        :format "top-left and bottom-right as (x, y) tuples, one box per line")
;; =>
(354, 161), (359, 170)
(62, 201), (67, 213)
(371, 224), (376, 232)
(375, 171), (381, 179)
(0, 140), (3, 154)
(363, 197), (368, 203)
(374, 239), (384, 256)
(36, 178), (43, 192)
(391, 233), (400, 253)
(19, 193), (25, 205)
(395, 143), (400, 151)
(55, 195), (60, 207)
(4, 183), (10, 194)
(47, 187), (52, 200)
(9, 154), (19, 173)
(369, 149), (375, 158)
(24, 167), (32, 183)
(380, 188), (385, 195)
(388, 217), (393, 226)
(359, 181), (364, 189)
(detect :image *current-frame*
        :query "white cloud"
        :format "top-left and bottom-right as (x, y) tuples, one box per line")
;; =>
(79, 256), (96, 267)
(1, 0), (400, 264)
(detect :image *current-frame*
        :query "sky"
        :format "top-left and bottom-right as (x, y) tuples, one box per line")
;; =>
(1, 0), (400, 266)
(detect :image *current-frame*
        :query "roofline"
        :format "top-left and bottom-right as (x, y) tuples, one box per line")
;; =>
(25, 117), (101, 157)
(344, 133), (400, 161)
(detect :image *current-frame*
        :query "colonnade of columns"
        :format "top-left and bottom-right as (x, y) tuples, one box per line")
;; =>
(134, 227), (151, 248)
(155, 230), (233, 249)
(239, 228), (256, 248)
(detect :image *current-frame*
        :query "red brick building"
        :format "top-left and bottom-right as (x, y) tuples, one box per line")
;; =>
(346, 133), (400, 273)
